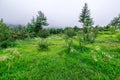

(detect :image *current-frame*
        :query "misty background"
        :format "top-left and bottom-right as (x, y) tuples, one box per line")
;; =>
(0, 0), (120, 28)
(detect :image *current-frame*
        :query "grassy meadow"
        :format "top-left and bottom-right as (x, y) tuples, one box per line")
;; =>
(0, 30), (120, 80)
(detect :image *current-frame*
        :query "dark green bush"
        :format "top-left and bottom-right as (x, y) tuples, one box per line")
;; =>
(0, 41), (15, 49)
(38, 29), (50, 38)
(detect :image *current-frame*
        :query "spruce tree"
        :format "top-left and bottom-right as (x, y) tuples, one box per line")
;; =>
(79, 3), (93, 42)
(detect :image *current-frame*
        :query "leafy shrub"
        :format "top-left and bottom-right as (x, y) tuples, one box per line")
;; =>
(65, 28), (76, 38)
(110, 26), (116, 33)
(38, 29), (50, 38)
(38, 29), (50, 51)
(116, 33), (120, 41)
(77, 31), (84, 50)
(11, 26), (30, 40)
(38, 40), (48, 50)
(64, 28), (75, 53)
(65, 39), (73, 53)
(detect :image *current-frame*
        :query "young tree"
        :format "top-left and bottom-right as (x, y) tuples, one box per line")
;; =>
(64, 27), (75, 53)
(27, 22), (36, 38)
(79, 3), (94, 43)
(0, 19), (14, 49)
(94, 25), (98, 38)
(34, 11), (48, 34)
(109, 14), (120, 29)
(0, 19), (10, 42)
(79, 3), (93, 27)
(38, 29), (50, 51)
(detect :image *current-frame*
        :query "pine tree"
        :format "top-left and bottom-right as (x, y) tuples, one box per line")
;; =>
(79, 3), (93, 42)
(79, 3), (93, 27)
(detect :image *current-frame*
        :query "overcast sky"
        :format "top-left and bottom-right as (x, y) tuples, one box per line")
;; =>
(0, 0), (120, 27)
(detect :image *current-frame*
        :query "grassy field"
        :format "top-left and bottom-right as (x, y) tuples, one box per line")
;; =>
(0, 30), (120, 80)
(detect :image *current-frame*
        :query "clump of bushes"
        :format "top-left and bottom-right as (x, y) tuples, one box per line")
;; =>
(38, 29), (50, 38)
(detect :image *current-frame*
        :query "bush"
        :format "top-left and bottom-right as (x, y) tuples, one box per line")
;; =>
(38, 39), (49, 51)
(64, 28), (75, 53)
(110, 26), (116, 33)
(77, 31), (84, 51)
(38, 29), (50, 38)
(11, 26), (30, 40)
(66, 39), (73, 53)
(65, 28), (76, 38)
(116, 33), (120, 41)
(0, 41), (15, 49)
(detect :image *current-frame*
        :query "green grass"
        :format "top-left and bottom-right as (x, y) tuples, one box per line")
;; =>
(0, 30), (120, 80)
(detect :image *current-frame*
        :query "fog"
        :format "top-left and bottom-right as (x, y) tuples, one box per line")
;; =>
(0, 0), (120, 27)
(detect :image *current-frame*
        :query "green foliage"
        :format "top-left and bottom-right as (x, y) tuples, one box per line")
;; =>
(65, 39), (73, 53)
(65, 27), (75, 38)
(12, 25), (29, 40)
(27, 23), (36, 38)
(38, 39), (48, 50)
(0, 40), (15, 49)
(73, 26), (80, 32)
(0, 19), (11, 42)
(77, 31), (84, 51)
(79, 3), (93, 27)
(78, 3), (94, 43)
(93, 26), (99, 38)
(64, 28), (75, 53)
(82, 27), (96, 43)
(110, 26), (116, 33)
(0, 8), (120, 80)
(34, 11), (48, 34)
(109, 14), (120, 28)
(116, 33), (120, 41)
(37, 29), (50, 51)
(49, 28), (64, 34)
(38, 29), (50, 38)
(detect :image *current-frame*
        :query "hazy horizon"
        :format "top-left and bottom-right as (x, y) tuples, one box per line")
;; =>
(0, 0), (120, 28)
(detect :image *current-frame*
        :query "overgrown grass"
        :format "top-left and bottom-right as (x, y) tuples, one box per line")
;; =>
(0, 30), (120, 80)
